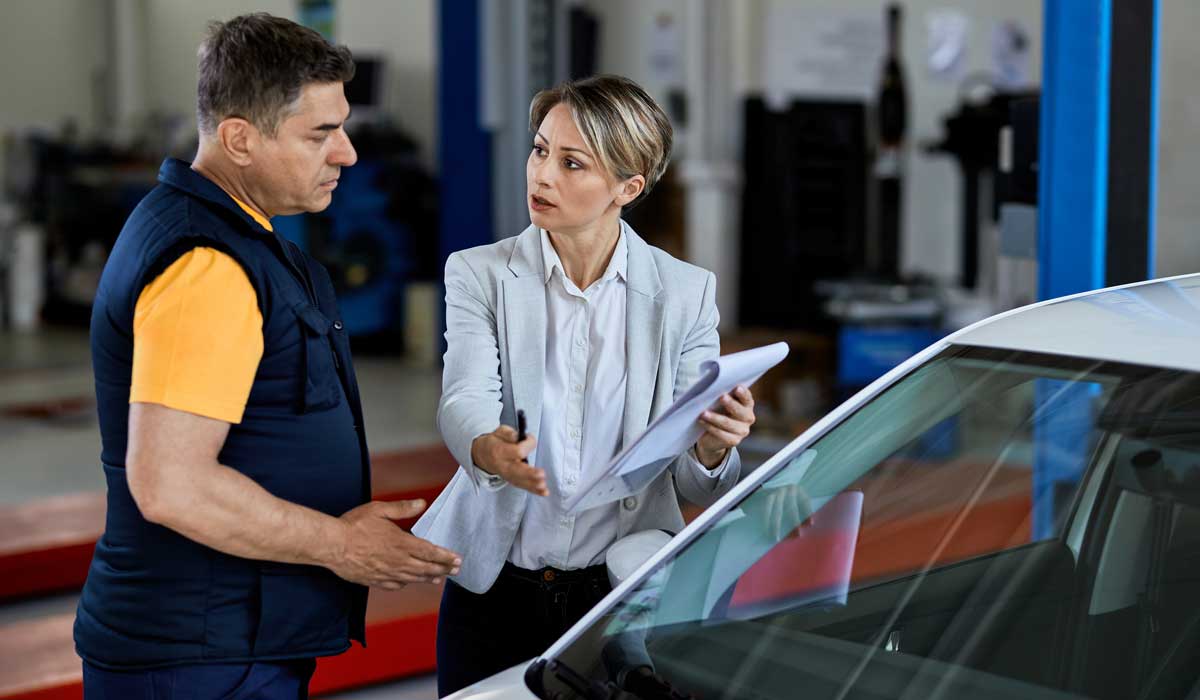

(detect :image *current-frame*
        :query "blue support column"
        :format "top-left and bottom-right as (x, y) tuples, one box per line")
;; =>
(438, 0), (493, 265)
(1034, 1), (1111, 541)
(1038, 0), (1112, 301)
(1034, 0), (1161, 540)
(438, 0), (493, 351)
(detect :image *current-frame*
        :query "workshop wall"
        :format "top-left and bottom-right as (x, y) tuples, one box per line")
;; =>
(2, 1), (1194, 280)
(0, 0), (107, 134)
(1156, 0), (1200, 278)
(143, 0), (439, 169)
(581, 0), (1044, 285)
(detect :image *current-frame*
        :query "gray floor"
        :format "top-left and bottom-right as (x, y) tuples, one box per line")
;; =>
(0, 326), (444, 699)
(0, 327), (445, 504)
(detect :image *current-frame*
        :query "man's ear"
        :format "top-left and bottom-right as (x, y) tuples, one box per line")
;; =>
(614, 174), (646, 208)
(215, 118), (258, 167)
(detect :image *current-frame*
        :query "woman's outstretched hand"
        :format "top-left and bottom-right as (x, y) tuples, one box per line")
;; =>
(471, 425), (549, 496)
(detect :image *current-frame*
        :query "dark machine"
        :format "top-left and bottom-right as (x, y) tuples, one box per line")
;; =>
(738, 97), (871, 331)
(875, 2), (909, 282)
(736, 4), (1037, 402)
(275, 57), (439, 352)
(924, 82), (1037, 290)
(274, 121), (438, 351)
(3, 130), (159, 326)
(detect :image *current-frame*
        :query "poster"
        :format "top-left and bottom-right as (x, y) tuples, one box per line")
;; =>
(762, 6), (884, 105)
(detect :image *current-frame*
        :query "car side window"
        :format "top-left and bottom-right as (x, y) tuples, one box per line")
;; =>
(1073, 424), (1200, 700)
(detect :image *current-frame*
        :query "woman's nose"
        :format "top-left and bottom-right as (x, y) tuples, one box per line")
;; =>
(531, 157), (553, 188)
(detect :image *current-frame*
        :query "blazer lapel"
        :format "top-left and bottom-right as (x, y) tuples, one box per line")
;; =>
(622, 225), (665, 448)
(503, 226), (547, 438)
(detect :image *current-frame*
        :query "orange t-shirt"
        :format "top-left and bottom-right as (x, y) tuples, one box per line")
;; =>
(128, 198), (270, 424)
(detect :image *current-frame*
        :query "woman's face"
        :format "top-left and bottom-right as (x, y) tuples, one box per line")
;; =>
(526, 103), (642, 234)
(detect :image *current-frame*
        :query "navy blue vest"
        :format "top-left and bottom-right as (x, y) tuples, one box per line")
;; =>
(75, 159), (371, 669)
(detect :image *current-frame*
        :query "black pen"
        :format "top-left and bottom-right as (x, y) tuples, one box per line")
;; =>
(516, 409), (528, 462)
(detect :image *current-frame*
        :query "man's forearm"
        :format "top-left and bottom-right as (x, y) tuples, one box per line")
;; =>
(143, 458), (346, 568)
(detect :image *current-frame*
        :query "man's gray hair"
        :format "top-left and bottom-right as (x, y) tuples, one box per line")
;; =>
(197, 13), (355, 137)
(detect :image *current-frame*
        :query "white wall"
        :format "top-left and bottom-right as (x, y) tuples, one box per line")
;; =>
(336, 0), (437, 167)
(0, 0), (107, 134)
(579, 0), (689, 105)
(143, 0), (294, 127)
(0, 1), (436, 168)
(1156, 0), (1200, 278)
(142, 0), (437, 167)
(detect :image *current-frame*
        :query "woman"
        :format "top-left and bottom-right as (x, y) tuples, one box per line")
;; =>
(413, 74), (756, 697)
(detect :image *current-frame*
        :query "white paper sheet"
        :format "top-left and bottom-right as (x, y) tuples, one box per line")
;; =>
(761, 7), (883, 103)
(564, 342), (790, 513)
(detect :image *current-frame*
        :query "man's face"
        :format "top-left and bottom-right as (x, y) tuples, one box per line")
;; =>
(252, 82), (357, 216)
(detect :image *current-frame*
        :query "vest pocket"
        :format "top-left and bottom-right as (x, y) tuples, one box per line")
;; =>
(252, 562), (350, 656)
(292, 302), (342, 413)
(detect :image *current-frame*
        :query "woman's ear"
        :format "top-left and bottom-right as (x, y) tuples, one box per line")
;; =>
(614, 174), (646, 208)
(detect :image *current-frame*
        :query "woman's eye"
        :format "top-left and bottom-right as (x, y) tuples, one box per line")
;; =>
(532, 144), (546, 156)
(564, 159), (581, 170)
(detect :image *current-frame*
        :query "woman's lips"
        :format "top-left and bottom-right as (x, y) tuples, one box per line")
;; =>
(530, 194), (555, 212)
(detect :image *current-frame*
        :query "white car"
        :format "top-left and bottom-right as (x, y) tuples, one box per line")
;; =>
(449, 274), (1200, 700)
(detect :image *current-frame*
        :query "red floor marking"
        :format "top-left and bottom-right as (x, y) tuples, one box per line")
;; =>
(0, 445), (459, 602)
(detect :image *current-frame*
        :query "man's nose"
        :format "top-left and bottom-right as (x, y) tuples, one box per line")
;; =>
(331, 130), (357, 167)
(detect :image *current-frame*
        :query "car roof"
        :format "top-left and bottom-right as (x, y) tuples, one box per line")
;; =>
(950, 273), (1200, 372)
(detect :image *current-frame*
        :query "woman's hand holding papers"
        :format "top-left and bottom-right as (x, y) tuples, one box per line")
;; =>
(471, 425), (550, 496)
(695, 385), (757, 468)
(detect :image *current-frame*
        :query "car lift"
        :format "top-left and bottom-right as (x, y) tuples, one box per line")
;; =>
(1035, 0), (1160, 538)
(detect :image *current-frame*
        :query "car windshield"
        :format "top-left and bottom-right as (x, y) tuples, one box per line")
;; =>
(529, 345), (1200, 700)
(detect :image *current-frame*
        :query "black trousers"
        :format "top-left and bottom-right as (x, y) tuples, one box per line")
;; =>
(436, 562), (612, 697)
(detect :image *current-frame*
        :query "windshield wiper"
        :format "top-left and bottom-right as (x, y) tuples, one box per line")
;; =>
(526, 657), (637, 700)
(526, 657), (694, 700)
(619, 666), (695, 700)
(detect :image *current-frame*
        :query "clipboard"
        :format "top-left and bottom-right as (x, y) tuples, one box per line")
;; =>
(564, 341), (789, 513)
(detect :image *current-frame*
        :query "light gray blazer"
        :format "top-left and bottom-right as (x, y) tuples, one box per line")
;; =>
(413, 222), (741, 593)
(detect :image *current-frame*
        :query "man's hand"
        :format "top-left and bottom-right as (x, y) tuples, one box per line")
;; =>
(695, 385), (756, 468)
(471, 425), (548, 496)
(330, 500), (462, 590)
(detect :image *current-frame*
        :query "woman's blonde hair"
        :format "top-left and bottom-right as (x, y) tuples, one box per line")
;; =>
(529, 74), (673, 207)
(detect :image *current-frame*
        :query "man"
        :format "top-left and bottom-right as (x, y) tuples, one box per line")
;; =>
(74, 13), (460, 698)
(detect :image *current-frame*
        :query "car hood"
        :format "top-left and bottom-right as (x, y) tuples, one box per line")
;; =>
(443, 661), (538, 700)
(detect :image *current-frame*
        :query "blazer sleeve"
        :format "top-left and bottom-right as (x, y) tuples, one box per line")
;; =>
(668, 271), (742, 507)
(437, 252), (505, 492)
